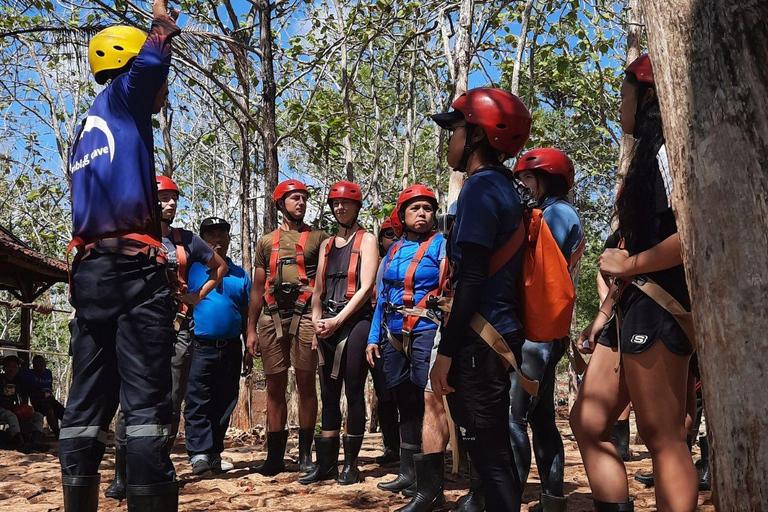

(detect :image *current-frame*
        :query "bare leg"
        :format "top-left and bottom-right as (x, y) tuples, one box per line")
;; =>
(623, 342), (697, 512)
(618, 404), (631, 421)
(570, 344), (631, 502)
(265, 370), (289, 431)
(295, 369), (318, 431)
(422, 392), (449, 454)
(685, 372), (697, 439)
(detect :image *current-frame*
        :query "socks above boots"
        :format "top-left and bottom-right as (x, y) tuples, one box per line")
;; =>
(251, 430), (288, 476)
(299, 435), (340, 485)
(338, 435), (363, 485)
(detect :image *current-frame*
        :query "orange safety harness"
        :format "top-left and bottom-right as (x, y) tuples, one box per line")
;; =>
(169, 228), (190, 332)
(380, 232), (442, 358)
(263, 227), (314, 342)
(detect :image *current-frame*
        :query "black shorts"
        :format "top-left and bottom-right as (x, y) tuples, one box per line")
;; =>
(446, 329), (524, 430)
(597, 287), (693, 356)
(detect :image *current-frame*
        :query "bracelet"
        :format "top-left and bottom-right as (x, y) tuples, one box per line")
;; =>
(597, 310), (611, 320)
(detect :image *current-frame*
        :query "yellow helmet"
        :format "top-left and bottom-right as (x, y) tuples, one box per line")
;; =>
(89, 26), (147, 84)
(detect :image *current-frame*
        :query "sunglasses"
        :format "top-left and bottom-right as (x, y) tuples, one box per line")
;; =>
(380, 229), (397, 240)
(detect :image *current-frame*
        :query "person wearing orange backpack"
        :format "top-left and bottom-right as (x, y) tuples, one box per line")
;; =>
(429, 87), (533, 512)
(570, 54), (697, 512)
(508, 148), (584, 512)
(246, 180), (329, 476)
(299, 181), (378, 485)
(366, 186), (446, 501)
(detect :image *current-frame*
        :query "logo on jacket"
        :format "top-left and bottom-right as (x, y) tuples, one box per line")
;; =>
(71, 116), (115, 172)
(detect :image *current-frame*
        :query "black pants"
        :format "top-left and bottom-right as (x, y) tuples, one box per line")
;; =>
(184, 338), (242, 457)
(447, 329), (524, 512)
(509, 338), (566, 497)
(60, 252), (176, 486)
(318, 317), (371, 435)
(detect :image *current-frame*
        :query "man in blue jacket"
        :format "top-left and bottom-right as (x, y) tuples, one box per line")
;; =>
(60, 1), (182, 510)
(184, 217), (251, 476)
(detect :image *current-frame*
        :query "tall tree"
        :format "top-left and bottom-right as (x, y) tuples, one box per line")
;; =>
(640, 1), (768, 510)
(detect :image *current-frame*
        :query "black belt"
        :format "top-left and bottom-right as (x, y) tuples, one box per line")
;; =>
(196, 337), (240, 349)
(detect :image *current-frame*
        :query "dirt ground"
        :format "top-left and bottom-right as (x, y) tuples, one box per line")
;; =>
(0, 416), (715, 512)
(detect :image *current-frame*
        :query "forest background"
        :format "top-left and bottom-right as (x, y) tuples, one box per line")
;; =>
(0, 0), (631, 403)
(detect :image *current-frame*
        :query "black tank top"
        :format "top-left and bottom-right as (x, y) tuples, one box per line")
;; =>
(323, 233), (372, 319)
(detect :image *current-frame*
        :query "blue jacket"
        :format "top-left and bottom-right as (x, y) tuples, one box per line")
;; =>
(69, 17), (179, 242)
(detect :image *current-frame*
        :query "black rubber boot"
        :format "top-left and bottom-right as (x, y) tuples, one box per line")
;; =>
(611, 419), (631, 461)
(299, 436), (340, 485)
(455, 457), (484, 512)
(594, 499), (634, 511)
(252, 430), (288, 476)
(697, 435), (711, 491)
(377, 443), (419, 492)
(338, 435), (363, 485)
(634, 470), (654, 487)
(376, 401), (400, 465)
(298, 428), (316, 474)
(62, 474), (100, 512)
(126, 481), (179, 512)
(396, 452), (445, 512)
(105, 444), (127, 500)
(539, 493), (567, 512)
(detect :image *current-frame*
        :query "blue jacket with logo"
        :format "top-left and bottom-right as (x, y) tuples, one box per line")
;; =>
(68, 17), (180, 242)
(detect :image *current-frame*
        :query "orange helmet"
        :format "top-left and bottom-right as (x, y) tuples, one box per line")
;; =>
(514, 148), (576, 189)
(273, 179), (309, 203)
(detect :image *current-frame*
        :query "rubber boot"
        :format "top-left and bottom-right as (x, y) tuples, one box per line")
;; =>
(298, 428), (316, 474)
(594, 499), (634, 512)
(377, 443), (419, 492)
(634, 470), (654, 487)
(252, 430), (288, 476)
(539, 493), (568, 512)
(697, 435), (711, 491)
(62, 474), (100, 512)
(338, 435), (363, 485)
(396, 452), (446, 512)
(455, 458), (484, 512)
(105, 444), (127, 500)
(611, 419), (631, 461)
(126, 481), (179, 512)
(299, 436), (340, 484)
(376, 401), (401, 465)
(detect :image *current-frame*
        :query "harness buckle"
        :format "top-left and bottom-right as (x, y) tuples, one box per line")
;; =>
(633, 274), (648, 286)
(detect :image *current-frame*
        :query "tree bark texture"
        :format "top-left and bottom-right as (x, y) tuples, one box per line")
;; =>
(641, 1), (768, 509)
(446, 0), (474, 207)
(259, 0), (279, 233)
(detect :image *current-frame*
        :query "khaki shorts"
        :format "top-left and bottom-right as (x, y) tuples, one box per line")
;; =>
(258, 313), (318, 375)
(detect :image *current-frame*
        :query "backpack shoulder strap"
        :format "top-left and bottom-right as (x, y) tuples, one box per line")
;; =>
(488, 217), (526, 277)
(171, 228), (187, 283)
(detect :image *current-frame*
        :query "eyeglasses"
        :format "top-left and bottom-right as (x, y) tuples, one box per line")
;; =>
(380, 229), (397, 240)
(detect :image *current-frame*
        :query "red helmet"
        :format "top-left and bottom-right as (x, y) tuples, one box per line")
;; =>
(389, 209), (403, 237)
(273, 179), (309, 203)
(156, 175), (180, 196)
(432, 88), (532, 157)
(626, 54), (654, 85)
(514, 148), (576, 188)
(327, 181), (363, 206)
(380, 217), (393, 231)
(396, 185), (438, 214)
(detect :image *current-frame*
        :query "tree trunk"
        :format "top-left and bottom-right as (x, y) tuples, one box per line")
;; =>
(640, 1), (768, 509)
(446, 0), (474, 206)
(616, 0), (644, 185)
(402, 47), (416, 185)
(510, 0), (535, 96)
(259, 0), (279, 233)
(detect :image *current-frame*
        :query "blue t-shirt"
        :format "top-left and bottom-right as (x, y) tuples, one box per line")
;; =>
(69, 17), (179, 242)
(23, 369), (53, 401)
(368, 233), (445, 344)
(188, 258), (251, 340)
(451, 169), (524, 336)
(540, 196), (584, 261)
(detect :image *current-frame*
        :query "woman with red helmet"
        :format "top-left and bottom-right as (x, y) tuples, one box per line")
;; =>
(365, 185), (446, 505)
(301, 181), (379, 485)
(570, 54), (698, 512)
(508, 148), (584, 512)
(427, 87), (532, 512)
